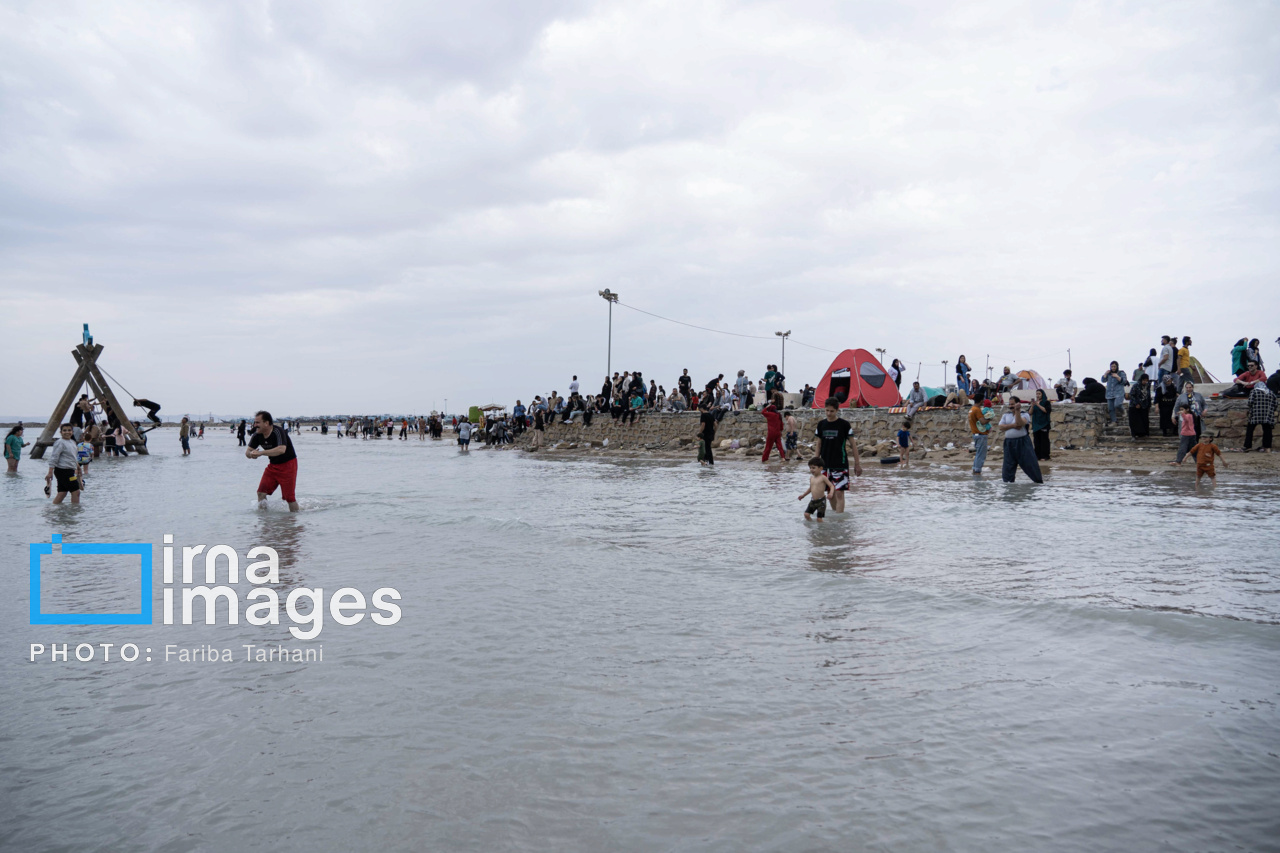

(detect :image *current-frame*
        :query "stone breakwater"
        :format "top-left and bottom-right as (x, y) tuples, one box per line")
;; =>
(516, 400), (1250, 456)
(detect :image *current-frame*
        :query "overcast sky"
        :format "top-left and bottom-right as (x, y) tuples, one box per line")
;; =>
(2, 0), (1277, 417)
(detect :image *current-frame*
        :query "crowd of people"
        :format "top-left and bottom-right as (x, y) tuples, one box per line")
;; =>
(12, 334), (1276, 512)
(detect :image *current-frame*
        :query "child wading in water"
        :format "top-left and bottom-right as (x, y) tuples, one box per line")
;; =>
(1179, 433), (1226, 484)
(896, 420), (917, 468)
(798, 457), (837, 521)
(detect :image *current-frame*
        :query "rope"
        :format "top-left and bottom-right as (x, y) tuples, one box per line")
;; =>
(615, 301), (839, 354)
(612, 299), (1065, 369)
(98, 365), (139, 403)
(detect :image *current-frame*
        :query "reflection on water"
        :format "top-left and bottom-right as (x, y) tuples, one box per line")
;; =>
(1, 431), (1278, 852)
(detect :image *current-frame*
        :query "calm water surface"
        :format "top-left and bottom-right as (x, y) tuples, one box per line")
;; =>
(2, 430), (1278, 852)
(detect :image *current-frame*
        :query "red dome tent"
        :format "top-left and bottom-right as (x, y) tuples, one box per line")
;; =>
(813, 349), (902, 409)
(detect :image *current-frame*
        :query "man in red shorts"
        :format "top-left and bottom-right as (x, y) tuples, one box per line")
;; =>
(246, 410), (299, 511)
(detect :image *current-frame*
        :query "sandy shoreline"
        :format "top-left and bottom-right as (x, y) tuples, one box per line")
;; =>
(498, 441), (1280, 477)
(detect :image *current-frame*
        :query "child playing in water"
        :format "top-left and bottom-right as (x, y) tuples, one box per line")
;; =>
(896, 420), (917, 468)
(1179, 433), (1226, 484)
(798, 457), (836, 521)
(784, 411), (798, 453)
(76, 438), (93, 482)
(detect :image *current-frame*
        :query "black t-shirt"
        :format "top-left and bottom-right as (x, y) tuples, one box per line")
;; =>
(69, 406), (84, 427)
(705, 378), (720, 393)
(814, 417), (852, 469)
(678, 375), (691, 392)
(699, 410), (717, 443)
(248, 425), (297, 465)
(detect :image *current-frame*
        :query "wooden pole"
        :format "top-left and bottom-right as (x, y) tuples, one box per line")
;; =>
(76, 344), (149, 455)
(29, 346), (97, 459)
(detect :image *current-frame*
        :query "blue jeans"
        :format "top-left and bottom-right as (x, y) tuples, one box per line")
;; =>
(1107, 396), (1124, 423)
(1002, 435), (1044, 483)
(972, 433), (989, 472)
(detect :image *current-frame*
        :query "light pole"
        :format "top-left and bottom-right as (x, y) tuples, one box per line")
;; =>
(775, 330), (791, 377)
(875, 347), (887, 365)
(942, 360), (949, 390)
(599, 289), (619, 377)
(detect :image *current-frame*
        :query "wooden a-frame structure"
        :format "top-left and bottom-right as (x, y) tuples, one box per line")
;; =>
(30, 342), (150, 458)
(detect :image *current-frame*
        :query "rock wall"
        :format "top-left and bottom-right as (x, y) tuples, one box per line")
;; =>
(515, 399), (1250, 455)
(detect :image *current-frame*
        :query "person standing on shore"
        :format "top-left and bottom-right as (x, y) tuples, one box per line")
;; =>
(1178, 382), (1206, 441)
(246, 410), (300, 511)
(6, 425), (29, 473)
(532, 407), (545, 449)
(44, 424), (82, 504)
(998, 399), (1043, 483)
(1177, 336), (1193, 389)
(1157, 336), (1175, 382)
(678, 370), (692, 406)
(889, 359), (904, 391)
(1128, 374), (1152, 439)
(237, 419), (247, 446)
(1173, 404), (1197, 463)
(1157, 374), (1178, 436)
(179, 417), (192, 456)
(956, 355), (972, 395)
(1101, 361), (1128, 425)
(761, 395), (786, 463)
(814, 397), (863, 513)
(969, 397), (991, 475)
(1246, 338), (1265, 373)
(1244, 382), (1276, 453)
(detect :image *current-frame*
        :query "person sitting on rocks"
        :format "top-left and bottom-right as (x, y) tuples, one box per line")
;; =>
(996, 367), (1018, 394)
(1054, 369), (1078, 402)
(1226, 362), (1268, 397)
(905, 381), (927, 418)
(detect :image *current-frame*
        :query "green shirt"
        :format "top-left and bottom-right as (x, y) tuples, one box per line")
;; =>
(4, 434), (23, 460)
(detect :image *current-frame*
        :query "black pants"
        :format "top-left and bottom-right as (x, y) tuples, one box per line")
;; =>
(1002, 436), (1043, 483)
(1129, 406), (1149, 437)
(700, 438), (714, 464)
(1244, 423), (1273, 450)
(582, 410), (593, 427)
(1158, 399), (1175, 435)
(1033, 429), (1051, 460)
(238, 434), (246, 446)
(141, 403), (161, 424)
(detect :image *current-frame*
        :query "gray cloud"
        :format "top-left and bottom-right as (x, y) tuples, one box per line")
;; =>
(2, 0), (1277, 416)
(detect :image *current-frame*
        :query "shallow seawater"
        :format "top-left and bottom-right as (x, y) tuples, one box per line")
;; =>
(2, 430), (1278, 852)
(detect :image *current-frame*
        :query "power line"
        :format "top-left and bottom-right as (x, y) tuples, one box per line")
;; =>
(616, 298), (839, 350)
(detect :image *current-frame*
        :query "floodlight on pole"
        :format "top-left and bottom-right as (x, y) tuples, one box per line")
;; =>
(599, 289), (619, 377)
(775, 330), (791, 377)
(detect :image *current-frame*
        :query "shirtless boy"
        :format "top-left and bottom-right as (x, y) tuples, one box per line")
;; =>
(798, 457), (837, 521)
